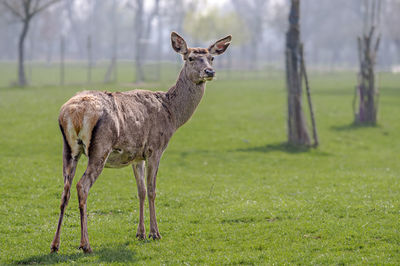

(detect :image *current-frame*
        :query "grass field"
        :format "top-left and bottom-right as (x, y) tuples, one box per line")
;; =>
(1, 64), (400, 264)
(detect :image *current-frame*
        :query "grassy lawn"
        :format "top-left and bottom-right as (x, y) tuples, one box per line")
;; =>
(0, 66), (399, 264)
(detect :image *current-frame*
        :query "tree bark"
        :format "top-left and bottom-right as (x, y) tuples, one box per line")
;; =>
(18, 18), (30, 86)
(285, 0), (310, 146)
(354, 1), (381, 125)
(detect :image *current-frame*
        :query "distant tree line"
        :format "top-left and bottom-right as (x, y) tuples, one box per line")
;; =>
(0, 0), (400, 87)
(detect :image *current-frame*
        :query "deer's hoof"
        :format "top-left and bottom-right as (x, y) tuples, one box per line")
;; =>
(79, 244), (93, 253)
(148, 232), (161, 240)
(50, 244), (59, 253)
(136, 232), (146, 240)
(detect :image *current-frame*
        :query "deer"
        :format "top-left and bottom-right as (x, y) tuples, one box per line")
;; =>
(50, 32), (231, 253)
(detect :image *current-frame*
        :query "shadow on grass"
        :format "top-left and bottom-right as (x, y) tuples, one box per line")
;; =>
(180, 149), (212, 159)
(331, 122), (379, 131)
(234, 142), (314, 154)
(14, 244), (137, 264)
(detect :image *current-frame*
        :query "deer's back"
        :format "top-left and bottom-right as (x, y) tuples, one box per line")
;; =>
(59, 89), (175, 167)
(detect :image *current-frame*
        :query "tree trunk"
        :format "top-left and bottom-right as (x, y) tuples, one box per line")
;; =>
(66, 0), (84, 58)
(133, 0), (160, 83)
(227, 48), (232, 78)
(155, 14), (162, 81)
(46, 40), (54, 65)
(18, 19), (30, 87)
(354, 1), (381, 125)
(134, 0), (145, 83)
(355, 34), (379, 124)
(285, 0), (310, 146)
(87, 35), (92, 84)
(250, 38), (258, 70)
(104, 0), (118, 84)
(60, 36), (65, 86)
(104, 54), (117, 84)
(394, 39), (400, 64)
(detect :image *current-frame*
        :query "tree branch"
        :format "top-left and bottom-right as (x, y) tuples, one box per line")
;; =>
(2, 0), (24, 20)
(23, 0), (30, 17)
(31, 0), (40, 16)
(368, 25), (375, 40)
(374, 34), (381, 53)
(31, 0), (60, 17)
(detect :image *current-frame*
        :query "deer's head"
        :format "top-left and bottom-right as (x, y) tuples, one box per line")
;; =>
(171, 32), (231, 84)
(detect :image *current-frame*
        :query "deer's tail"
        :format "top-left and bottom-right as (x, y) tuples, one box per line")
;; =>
(58, 95), (101, 157)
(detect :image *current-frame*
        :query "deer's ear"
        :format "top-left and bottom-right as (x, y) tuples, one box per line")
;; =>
(171, 32), (188, 55)
(208, 35), (232, 55)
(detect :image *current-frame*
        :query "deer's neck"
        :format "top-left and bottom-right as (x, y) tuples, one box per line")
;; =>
(166, 68), (206, 129)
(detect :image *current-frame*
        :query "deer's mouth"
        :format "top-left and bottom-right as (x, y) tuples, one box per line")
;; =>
(199, 76), (214, 82)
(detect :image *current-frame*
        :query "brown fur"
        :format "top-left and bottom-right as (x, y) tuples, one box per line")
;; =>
(190, 48), (208, 54)
(58, 94), (101, 156)
(61, 95), (98, 133)
(51, 32), (231, 253)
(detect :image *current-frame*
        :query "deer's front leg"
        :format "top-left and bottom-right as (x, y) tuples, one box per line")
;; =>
(132, 161), (146, 239)
(146, 155), (161, 240)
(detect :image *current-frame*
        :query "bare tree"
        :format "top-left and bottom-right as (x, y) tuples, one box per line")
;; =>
(354, 0), (381, 124)
(59, 35), (65, 86)
(231, 0), (267, 69)
(104, 0), (118, 83)
(143, 0), (160, 81)
(285, 0), (311, 146)
(39, 9), (58, 64)
(133, 0), (160, 83)
(164, 0), (199, 71)
(1, 0), (60, 86)
(384, 0), (400, 61)
(65, 0), (84, 58)
(133, 0), (145, 83)
(155, 9), (163, 81)
(87, 35), (92, 84)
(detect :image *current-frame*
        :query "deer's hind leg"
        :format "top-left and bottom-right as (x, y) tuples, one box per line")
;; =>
(51, 138), (81, 253)
(76, 129), (112, 253)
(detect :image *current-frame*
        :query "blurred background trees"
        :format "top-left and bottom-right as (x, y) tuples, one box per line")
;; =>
(1, 0), (60, 86)
(0, 0), (399, 88)
(354, 0), (382, 125)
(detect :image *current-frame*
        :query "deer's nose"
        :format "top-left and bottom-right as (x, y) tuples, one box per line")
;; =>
(204, 68), (215, 77)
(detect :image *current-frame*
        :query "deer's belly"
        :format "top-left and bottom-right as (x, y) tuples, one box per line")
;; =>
(105, 149), (144, 168)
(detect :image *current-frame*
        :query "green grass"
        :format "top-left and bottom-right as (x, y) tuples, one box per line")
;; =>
(1, 65), (400, 264)
(0, 61), (278, 88)
(0, 61), (180, 87)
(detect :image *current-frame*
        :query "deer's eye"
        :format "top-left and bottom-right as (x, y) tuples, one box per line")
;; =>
(188, 57), (194, 62)
(211, 57), (214, 61)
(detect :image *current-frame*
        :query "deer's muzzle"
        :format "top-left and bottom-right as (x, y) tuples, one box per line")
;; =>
(204, 68), (215, 77)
